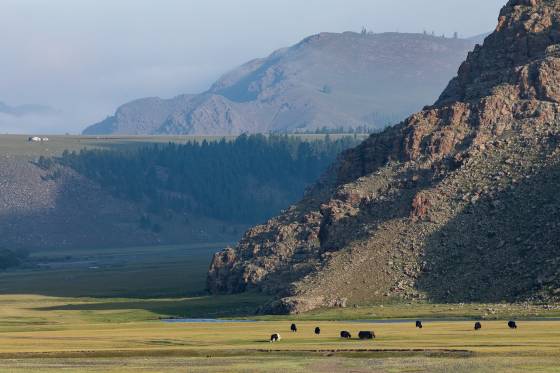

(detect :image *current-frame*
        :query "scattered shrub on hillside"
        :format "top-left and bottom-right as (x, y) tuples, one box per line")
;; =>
(36, 156), (55, 170)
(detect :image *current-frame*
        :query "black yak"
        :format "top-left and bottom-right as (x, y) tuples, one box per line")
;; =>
(358, 331), (375, 340)
(290, 323), (297, 332)
(340, 331), (352, 339)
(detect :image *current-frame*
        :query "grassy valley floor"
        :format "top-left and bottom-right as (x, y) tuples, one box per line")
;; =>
(0, 134), (366, 160)
(2, 355), (560, 373)
(0, 294), (559, 372)
(0, 243), (559, 371)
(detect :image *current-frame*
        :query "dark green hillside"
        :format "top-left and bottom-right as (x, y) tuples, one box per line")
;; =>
(60, 134), (360, 224)
(0, 248), (28, 270)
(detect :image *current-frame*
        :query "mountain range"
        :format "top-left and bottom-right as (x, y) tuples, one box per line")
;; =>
(0, 101), (55, 117)
(207, 0), (560, 314)
(83, 32), (484, 135)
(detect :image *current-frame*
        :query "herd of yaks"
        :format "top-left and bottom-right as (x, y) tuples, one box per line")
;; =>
(270, 320), (519, 342)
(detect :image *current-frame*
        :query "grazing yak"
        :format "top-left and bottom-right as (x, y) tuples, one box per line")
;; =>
(508, 321), (518, 329)
(290, 323), (297, 332)
(314, 327), (321, 335)
(340, 331), (352, 339)
(270, 333), (281, 342)
(474, 322), (482, 330)
(416, 320), (423, 329)
(358, 331), (375, 340)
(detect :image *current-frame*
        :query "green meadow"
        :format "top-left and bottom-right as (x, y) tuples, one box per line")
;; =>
(0, 243), (559, 372)
(0, 292), (559, 372)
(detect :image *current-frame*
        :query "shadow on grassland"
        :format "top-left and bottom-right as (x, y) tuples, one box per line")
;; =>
(34, 292), (272, 319)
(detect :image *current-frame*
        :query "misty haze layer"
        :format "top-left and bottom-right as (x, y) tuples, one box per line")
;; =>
(84, 32), (484, 135)
(0, 0), (505, 134)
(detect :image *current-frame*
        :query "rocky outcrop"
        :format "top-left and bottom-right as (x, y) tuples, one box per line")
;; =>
(84, 32), (481, 135)
(208, 0), (560, 313)
(258, 296), (348, 315)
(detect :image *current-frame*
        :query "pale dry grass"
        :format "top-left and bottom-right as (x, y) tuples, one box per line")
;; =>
(1, 295), (560, 371)
(0, 134), (364, 160)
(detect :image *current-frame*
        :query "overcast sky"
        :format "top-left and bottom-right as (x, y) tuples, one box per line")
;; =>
(0, 0), (506, 134)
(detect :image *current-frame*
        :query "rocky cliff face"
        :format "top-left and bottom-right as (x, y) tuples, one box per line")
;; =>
(83, 32), (480, 135)
(208, 0), (560, 313)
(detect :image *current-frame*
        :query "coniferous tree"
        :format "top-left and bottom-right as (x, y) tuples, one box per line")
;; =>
(59, 135), (360, 224)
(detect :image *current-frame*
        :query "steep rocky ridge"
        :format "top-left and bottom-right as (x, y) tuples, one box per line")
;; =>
(83, 95), (194, 135)
(208, 0), (560, 313)
(84, 32), (480, 135)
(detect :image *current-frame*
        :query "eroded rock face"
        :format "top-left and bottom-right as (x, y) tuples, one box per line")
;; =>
(258, 296), (348, 315)
(207, 247), (238, 293)
(207, 0), (560, 313)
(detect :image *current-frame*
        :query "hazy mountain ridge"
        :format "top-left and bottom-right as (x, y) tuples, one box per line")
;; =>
(84, 32), (482, 135)
(207, 0), (560, 314)
(0, 101), (55, 117)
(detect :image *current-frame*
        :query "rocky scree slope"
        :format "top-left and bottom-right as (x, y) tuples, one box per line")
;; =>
(208, 0), (560, 314)
(84, 33), (479, 135)
(0, 156), (159, 249)
(0, 156), (238, 250)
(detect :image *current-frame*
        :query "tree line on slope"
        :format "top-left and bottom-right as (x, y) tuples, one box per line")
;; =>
(58, 134), (362, 225)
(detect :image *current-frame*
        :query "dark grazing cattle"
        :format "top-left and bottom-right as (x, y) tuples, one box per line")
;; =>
(358, 331), (375, 340)
(508, 321), (518, 329)
(340, 331), (352, 339)
(270, 333), (281, 342)
(474, 322), (482, 330)
(314, 327), (321, 335)
(291, 323), (297, 332)
(416, 320), (423, 329)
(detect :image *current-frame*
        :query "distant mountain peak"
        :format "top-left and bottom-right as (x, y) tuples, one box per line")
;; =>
(83, 32), (480, 136)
